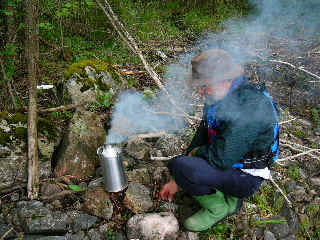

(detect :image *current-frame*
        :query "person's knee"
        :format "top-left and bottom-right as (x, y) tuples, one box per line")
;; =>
(168, 155), (188, 171)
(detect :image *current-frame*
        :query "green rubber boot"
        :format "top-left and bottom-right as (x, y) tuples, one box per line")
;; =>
(183, 191), (229, 232)
(224, 194), (243, 216)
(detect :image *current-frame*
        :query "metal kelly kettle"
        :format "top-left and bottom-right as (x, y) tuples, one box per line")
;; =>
(97, 143), (128, 192)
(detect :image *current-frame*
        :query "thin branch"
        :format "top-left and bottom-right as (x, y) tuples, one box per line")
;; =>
(277, 149), (320, 162)
(281, 143), (320, 161)
(279, 118), (296, 125)
(150, 156), (178, 161)
(269, 176), (292, 208)
(281, 139), (320, 152)
(270, 59), (320, 81)
(0, 183), (26, 194)
(39, 103), (82, 113)
(129, 131), (167, 140)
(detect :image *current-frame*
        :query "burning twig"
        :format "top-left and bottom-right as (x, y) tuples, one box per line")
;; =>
(270, 59), (320, 81)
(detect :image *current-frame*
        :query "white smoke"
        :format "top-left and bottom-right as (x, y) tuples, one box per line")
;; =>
(106, 0), (320, 144)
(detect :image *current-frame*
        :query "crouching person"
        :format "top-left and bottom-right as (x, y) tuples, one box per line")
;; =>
(160, 49), (280, 232)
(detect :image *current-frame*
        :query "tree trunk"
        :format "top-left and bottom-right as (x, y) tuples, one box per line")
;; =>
(25, 0), (39, 200)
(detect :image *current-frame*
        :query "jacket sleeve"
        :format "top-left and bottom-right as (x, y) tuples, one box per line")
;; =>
(194, 115), (274, 170)
(185, 120), (208, 155)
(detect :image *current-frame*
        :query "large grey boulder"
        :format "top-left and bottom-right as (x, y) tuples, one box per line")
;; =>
(126, 212), (179, 240)
(54, 110), (106, 181)
(0, 120), (61, 191)
(9, 201), (70, 234)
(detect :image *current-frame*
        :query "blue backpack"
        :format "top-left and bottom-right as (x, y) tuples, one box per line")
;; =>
(232, 89), (280, 169)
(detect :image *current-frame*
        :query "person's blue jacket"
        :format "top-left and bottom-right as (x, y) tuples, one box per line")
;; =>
(186, 78), (278, 170)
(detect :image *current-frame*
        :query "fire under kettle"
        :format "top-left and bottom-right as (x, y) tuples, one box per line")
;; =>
(97, 144), (128, 192)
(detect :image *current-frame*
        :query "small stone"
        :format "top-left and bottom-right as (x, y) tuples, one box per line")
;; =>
(84, 187), (113, 220)
(298, 168), (308, 179)
(87, 228), (103, 240)
(10, 192), (20, 202)
(284, 180), (296, 193)
(125, 138), (151, 160)
(123, 182), (153, 214)
(177, 231), (199, 240)
(127, 212), (179, 240)
(40, 183), (62, 198)
(310, 177), (320, 187)
(51, 200), (63, 209)
(126, 168), (151, 185)
(69, 212), (98, 232)
(0, 224), (16, 239)
(264, 230), (277, 240)
(267, 216), (290, 239)
(88, 177), (104, 188)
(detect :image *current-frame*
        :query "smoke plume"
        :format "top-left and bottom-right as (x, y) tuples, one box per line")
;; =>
(106, 0), (320, 144)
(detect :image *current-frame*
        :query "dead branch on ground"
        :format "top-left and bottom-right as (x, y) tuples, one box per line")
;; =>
(279, 118), (296, 125)
(150, 155), (178, 161)
(277, 148), (320, 163)
(270, 59), (320, 81)
(269, 176), (292, 208)
(40, 190), (74, 202)
(39, 103), (82, 113)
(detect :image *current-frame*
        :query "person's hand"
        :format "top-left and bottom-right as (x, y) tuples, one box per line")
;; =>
(188, 147), (200, 157)
(160, 180), (179, 201)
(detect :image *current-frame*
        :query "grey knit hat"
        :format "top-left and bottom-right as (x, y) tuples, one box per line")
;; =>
(189, 49), (244, 87)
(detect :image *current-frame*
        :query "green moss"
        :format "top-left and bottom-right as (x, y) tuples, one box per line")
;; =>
(0, 129), (11, 145)
(306, 201), (320, 218)
(288, 164), (301, 180)
(65, 59), (120, 92)
(250, 184), (275, 215)
(8, 113), (27, 124)
(293, 129), (306, 139)
(15, 127), (27, 139)
(0, 112), (59, 144)
(38, 117), (58, 140)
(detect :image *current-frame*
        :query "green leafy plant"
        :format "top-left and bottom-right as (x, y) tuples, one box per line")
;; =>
(68, 184), (86, 192)
(251, 218), (287, 227)
(96, 91), (114, 108)
(311, 108), (320, 128)
(288, 164), (300, 180)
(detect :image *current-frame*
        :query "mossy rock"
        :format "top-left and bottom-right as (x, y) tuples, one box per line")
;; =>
(0, 112), (59, 145)
(0, 129), (11, 145)
(65, 59), (121, 92)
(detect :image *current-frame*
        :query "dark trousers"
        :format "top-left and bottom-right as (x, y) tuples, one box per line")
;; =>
(168, 155), (264, 198)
